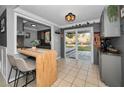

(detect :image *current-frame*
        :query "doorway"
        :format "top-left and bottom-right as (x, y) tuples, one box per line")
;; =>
(64, 27), (94, 64)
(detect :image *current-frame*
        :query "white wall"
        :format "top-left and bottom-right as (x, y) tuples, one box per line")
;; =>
(54, 26), (61, 58)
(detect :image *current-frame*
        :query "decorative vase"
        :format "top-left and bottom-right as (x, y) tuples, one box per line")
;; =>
(32, 46), (36, 50)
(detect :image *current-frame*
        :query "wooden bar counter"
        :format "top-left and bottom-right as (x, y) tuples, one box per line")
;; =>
(18, 48), (57, 87)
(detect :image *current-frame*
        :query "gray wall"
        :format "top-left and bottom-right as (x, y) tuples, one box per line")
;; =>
(54, 26), (61, 58)
(24, 30), (37, 47)
(0, 8), (7, 47)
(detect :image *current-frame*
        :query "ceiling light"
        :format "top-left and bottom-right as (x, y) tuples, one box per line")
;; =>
(65, 13), (76, 22)
(23, 20), (28, 23)
(31, 24), (36, 27)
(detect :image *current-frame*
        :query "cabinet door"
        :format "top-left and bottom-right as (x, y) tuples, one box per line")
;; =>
(101, 54), (121, 86)
(103, 6), (120, 37)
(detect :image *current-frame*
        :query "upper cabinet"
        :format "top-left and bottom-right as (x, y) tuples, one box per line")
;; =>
(100, 6), (120, 37)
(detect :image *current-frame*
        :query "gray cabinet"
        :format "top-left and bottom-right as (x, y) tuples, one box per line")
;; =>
(101, 6), (120, 37)
(101, 53), (121, 86)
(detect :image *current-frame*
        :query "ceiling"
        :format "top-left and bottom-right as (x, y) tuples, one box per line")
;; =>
(19, 5), (105, 26)
(17, 16), (50, 31)
(24, 20), (50, 31)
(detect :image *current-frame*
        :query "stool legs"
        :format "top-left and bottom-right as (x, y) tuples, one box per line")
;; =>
(15, 71), (21, 87)
(8, 66), (13, 84)
(8, 66), (19, 87)
(16, 71), (35, 87)
(14, 69), (18, 87)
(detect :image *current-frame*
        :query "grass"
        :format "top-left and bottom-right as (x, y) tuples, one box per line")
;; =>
(78, 46), (91, 51)
(66, 45), (91, 51)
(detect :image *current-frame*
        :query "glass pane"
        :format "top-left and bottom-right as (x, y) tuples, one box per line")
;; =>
(65, 31), (76, 59)
(77, 32), (91, 61)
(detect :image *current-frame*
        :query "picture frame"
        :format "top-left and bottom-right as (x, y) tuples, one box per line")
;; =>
(0, 17), (5, 33)
(25, 32), (30, 38)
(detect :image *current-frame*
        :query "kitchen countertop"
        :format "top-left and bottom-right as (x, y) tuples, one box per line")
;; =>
(101, 52), (121, 56)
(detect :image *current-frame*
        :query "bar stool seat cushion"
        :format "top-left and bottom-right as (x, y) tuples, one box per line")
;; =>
(15, 58), (36, 72)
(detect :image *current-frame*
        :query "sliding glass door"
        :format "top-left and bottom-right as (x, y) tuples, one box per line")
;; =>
(65, 27), (93, 63)
(77, 31), (91, 61)
(65, 31), (76, 59)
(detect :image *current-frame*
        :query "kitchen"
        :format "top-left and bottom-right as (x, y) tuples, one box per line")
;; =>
(94, 5), (124, 87)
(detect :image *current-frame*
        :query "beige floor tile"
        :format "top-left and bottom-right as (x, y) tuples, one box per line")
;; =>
(80, 66), (89, 71)
(60, 68), (70, 74)
(58, 80), (71, 87)
(87, 72), (98, 79)
(73, 64), (81, 69)
(67, 70), (78, 77)
(86, 76), (98, 85)
(85, 82), (99, 87)
(52, 78), (62, 85)
(98, 80), (108, 87)
(78, 69), (88, 75)
(71, 68), (80, 73)
(51, 81), (60, 87)
(57, 72), (67, 79)
(71, 84), (78, 87)
(64, 75), (75, 83)
(76, 72), (87, 80)
(27, 80), (36, 87)
(72, 78), (85, 87)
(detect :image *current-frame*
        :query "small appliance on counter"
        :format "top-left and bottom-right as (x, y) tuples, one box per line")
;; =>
(101, 38), (120, 54)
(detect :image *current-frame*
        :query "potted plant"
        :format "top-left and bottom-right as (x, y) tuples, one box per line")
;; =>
(107, 5), (119, 22)
(30, 40), (40, 50)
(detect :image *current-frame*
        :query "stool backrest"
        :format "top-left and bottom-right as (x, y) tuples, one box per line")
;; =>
(7, 54), (17, 67)
(15, 58), (30, 72)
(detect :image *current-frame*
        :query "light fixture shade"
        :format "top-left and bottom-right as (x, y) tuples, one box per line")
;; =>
(65, 13), (76, 22)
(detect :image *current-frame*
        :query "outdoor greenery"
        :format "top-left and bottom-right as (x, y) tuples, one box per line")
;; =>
(66, 45), (91, 51)
(78, 46), (91, 51)
(107, 5), (118, 22)
(66, 32), (91, 51)
(66, 33), (75, 38)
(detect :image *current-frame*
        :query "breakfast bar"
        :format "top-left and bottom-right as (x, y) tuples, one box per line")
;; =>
(17, 48), (57, 87)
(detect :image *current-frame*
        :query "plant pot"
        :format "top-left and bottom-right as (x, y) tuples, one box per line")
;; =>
(32, 46), (36, 50)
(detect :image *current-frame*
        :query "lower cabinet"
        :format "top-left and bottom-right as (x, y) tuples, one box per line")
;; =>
(100, 53), (122, 86)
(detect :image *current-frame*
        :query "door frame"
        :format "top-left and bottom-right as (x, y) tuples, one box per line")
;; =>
(64, 27), (94, 64)
(64, 29), (77, 59)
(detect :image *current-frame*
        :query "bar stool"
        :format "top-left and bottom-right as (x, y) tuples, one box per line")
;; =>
(7, 54), (19, 87)
(15, 58), (36, 87)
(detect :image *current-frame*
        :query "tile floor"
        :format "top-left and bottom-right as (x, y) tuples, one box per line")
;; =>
(0, 58), (108, 87)
(51, 58), (108, 87)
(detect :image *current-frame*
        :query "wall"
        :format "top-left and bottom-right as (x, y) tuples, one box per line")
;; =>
(54, 26), (61, 58)
(0, 6), (5, 15)
(0, 6), (8, 81)
(24, 30), (37, 47)
(0, 9), (7, 47)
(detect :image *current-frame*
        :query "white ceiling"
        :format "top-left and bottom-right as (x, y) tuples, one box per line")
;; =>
(19, 5), (105, 26)
(17, 16), (50, 31)
(24, 19), (50, 31)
